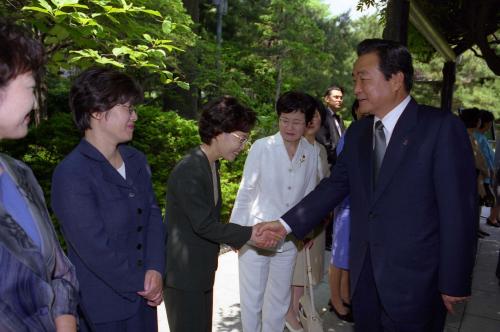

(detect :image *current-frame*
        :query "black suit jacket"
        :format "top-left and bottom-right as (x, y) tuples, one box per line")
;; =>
(284, 99), (477, 322)
(316, 108), (345, 165)
(164, 147), (252, 291)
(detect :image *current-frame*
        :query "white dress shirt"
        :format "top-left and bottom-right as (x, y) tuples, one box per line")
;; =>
(230, 132), (318, 227)
(373, 95), (411, 146)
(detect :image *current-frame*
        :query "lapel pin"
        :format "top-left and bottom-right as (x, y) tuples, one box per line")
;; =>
(299, 154), (306, 164)
(403, 138), (409, 146)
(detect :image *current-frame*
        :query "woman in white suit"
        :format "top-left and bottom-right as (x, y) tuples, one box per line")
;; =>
(230, 92), (318, 332)
(285, 99), (330, 331)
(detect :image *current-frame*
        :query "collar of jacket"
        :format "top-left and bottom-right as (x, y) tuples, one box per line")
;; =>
(77, 138), (138, 162)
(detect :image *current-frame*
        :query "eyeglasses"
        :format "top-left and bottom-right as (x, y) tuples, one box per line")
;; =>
(230, 132), (250, 146)
(116, 104), (136, 116)
(279, 117), (305, 127)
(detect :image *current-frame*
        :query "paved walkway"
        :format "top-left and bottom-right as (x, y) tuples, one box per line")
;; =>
(158, 214), (500, 331)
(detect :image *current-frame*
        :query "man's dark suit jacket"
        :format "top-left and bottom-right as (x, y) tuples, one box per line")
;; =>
(52, 139), (165, 324)
(316, 108), (345, 165)
(283, 99), (477, 322)
(165, 147), (252, 291)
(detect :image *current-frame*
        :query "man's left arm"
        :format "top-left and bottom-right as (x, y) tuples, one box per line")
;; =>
(433, 113), (478, 307)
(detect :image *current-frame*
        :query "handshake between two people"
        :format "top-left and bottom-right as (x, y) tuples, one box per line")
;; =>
(248, 221), (288, 249)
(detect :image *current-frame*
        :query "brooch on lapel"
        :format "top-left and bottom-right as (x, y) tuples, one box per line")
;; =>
(403, 138), (409, 146)
(299, 154), (306, 164)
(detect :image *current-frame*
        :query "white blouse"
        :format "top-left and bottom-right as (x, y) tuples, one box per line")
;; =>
(230, 132), (318, 227)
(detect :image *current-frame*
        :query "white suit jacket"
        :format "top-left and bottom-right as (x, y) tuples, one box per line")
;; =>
(230, 132), (317, 227)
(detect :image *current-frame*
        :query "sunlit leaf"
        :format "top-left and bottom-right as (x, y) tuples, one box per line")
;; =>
(38, 0), (53, 12)
(162, 19), (172, 34)
(21, 6), (51, 14)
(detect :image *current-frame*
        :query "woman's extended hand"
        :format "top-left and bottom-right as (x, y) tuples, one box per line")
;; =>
(138, 270), (163, 306)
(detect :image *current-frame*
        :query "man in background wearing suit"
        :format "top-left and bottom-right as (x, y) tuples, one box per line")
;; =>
(317, 85), (346, 166)
(317, 86), (345, 258)
(262, 39), (477, 331)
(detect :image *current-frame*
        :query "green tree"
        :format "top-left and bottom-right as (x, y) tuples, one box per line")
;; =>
(1, 0), (197, 98)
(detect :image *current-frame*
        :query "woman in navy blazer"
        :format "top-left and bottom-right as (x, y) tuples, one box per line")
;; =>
(0, 22), (78, 332)
(52, 68), (165, 331)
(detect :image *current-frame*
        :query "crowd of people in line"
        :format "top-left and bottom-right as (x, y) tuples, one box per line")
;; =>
(1, 19), (498, 332)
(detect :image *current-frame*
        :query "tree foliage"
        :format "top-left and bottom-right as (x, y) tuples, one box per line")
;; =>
(1, 0), (197, 92)
(195, 0), (364, 121)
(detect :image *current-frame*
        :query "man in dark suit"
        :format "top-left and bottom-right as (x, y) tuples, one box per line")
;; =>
(317, 85), (346, 166)
(317, 86), (345, 253)
(262, 39), (477, 331)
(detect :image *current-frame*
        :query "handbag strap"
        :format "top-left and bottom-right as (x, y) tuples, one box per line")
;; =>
(304, 246), (316, 308)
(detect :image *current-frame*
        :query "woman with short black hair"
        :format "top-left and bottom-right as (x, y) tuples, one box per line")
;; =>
(164, 96), (275, 332)
(51, 67), (165, 331)
(230, 91), (319, 332)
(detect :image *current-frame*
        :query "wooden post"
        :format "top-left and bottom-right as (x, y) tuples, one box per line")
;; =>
(383, 0), (410, 45)
(441, 61), (456, 112)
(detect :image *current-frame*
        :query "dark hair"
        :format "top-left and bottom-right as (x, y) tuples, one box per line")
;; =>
(459, 108), (480, 129)
(199, 96), (257, 144)
(323, 85), (344, 98)
(357, 38), (414, 93)
(70, 67), (143, 132)
(0, 21), (44, 89)
(314, 97), (327, 125)
(479, 110), (494, 129)
(351, 99), (360, 120)
(276, 91), (317, 124)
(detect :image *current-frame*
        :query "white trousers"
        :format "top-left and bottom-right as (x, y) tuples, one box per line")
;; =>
(238, 241), (298, 332)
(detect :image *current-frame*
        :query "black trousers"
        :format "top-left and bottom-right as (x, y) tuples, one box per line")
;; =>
(165, 286), (213, 332)
(352, 250), (447, 332)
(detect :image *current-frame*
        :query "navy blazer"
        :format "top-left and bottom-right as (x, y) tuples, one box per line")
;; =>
(283, 99), (477, 322)
(51, 139), (165, 324)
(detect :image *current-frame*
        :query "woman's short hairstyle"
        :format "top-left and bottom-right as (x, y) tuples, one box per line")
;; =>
(199, 96), (257, 144)
(459, 108), (480, 129)
(314, 97), (327, 125)
(276, 91), (317, 124)
(0, 21), (44, 89)
(70, 67), (143, 132)
(479, 110), (494, 129)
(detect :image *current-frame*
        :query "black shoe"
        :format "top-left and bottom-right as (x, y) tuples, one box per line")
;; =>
(342, 301), (352, 309)
(486, 218), (500, 227)
(478, 232), (485, 239)
(479, 229), (490, 236)
(328, 300), (354, 323)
